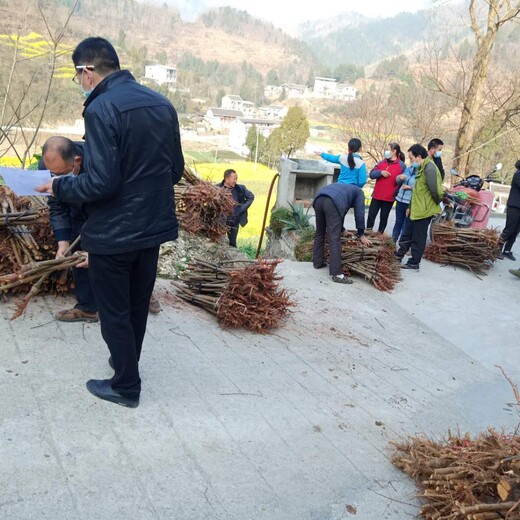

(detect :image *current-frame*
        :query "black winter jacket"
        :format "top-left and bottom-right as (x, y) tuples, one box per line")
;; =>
(54, 70), (184, 254)
(39, 141), (85, 242)
(313, 183), (366, 236)
(507, 167), (520, 210)
(216, 182), (255, 227)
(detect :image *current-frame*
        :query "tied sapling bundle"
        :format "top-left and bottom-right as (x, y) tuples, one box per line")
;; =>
(425, 223), (501, 277)
(172, 258), (294, 333)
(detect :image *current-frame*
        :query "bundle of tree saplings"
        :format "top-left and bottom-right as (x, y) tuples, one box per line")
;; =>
(341, 231), (402, 291)
(425, 223), (501, 276)
(171, 258), (294, 333)
(175, 166), (234, 242)
(392, 429), (520, 519)
(0, 187), (70, 297)
(295, 230), (402, 291)
(1, 248), (86, 319)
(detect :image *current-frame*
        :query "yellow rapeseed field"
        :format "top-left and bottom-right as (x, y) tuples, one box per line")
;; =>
(193, 161), (279, 240)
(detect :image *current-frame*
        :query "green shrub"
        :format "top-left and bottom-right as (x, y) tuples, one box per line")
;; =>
(269, 207), (292, 237)
(280, 202), (312, 232)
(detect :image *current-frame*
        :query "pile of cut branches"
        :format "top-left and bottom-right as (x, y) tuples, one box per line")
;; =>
(0, 187), (69, 296)
(175, 166), (234, 241)
(425, 223), (501, 276)
(294, 230), (402, 291)
(392, 430), (520, 519)
(1, 248), (86, 319)
(341, 231), (402, 291)
(171, 258), (294, 333)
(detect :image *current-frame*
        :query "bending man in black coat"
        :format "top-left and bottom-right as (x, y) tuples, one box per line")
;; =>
(217, 168), (254, 247)
(40, 137), (98, 322)
(37, 37), (184, 408)
(312, 183), (371, 284)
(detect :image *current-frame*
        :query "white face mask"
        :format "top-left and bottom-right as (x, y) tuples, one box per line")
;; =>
(51, 170), (75, 178)
(384, 151), (391, 159)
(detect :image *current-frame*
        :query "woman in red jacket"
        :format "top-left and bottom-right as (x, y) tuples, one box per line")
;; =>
(367, 142), (405, 233)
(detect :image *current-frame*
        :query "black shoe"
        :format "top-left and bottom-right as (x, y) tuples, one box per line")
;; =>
(313, 263), (327, 269)
(108, 356), (114, 370)
(503, 251), (516, 261)
(393, 252), (403, 263)
(86, 379), (139, 408)
(401, 263), (419, 270)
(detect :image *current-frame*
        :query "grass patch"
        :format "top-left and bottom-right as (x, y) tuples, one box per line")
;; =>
(184, 150), (245, 164)
(237, 237), (262, 259)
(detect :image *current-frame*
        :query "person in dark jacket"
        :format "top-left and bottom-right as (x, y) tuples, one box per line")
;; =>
(427, 138), (445, 180)
(367, 142), (405, 233)
(217, 169), (254, 247)
(313, 183), (371, 284)
(37, 37), (184, 408)
(40, 137), (98, 322)
(40, 137), (162, 321)
(499, 160), (520, 261)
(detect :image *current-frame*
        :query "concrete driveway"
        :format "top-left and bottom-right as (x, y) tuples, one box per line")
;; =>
(1, 225), (518, 519)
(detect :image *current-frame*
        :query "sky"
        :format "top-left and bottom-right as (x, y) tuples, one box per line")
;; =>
(172, 0), (433, 31)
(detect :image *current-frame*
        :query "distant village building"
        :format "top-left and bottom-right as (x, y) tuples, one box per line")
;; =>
(221, 95), (244, 111)
(313, 77), (357, 101)
(221, 95), (255, 117)
(241, 100), (255, 117)
(280, 83), (308, 98)
(264, 85), (283, 100)
(258, 105), (287, 120)
(204, 108), (244, 130)
(229, 118), (281, 155)
(144, 65), (177, 86)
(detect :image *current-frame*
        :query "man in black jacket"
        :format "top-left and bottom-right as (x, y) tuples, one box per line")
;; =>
(427, 138), (445, 180)
(40, 137), (98, 322)
(500, 160), (520, 261)
(217, 169), (254, 247)
(37, 37), (184, 408)
(312, 183), (371, 284)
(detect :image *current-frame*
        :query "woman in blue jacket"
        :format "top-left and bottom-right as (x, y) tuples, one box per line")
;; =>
(392, 164), (417, 243)
(318, 137), (367, 188)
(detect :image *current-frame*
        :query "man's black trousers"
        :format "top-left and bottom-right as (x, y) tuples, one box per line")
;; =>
(313, 195), (343, 276)
(397, 216), (432, 266)
(71, 229), (97, 313)
(88, 246), (160, 399)
(500, 206), (520, 252)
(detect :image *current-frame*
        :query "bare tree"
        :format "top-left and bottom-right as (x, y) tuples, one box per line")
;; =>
(0, 0), (78, 168)
(454, 0), (520, 175)
(337, 81), (402, 165)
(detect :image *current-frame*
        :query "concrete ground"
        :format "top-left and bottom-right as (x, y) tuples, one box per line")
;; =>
(1, 212), (518, 520)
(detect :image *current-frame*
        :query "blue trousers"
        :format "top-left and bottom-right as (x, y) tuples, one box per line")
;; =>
(392, 201), (410, 243)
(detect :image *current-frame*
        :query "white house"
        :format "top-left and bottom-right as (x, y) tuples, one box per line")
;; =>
(204, 108), (244, 130)
(335, 84), (357, 101)
(280, 83), (308, 98)
(229, 118), (281, 155)
(144, 65), (177, 86)
(264, 85), (283, 100)
(313, 76), (357, 101)
(258, 105), (287, 120)
(241, 100), (255, 117)
(313, 77), (337, 98)
(221, 95), (244, 111)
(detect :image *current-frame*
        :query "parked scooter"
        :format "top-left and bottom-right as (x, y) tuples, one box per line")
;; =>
(430, 163), (502, 233)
